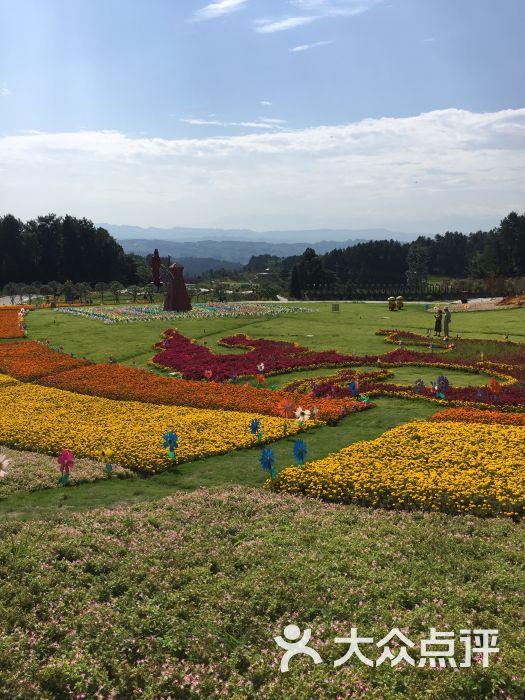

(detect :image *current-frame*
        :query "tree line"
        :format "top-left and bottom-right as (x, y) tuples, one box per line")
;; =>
(0, 213), (144, 287)
(286, 212), (525, 297)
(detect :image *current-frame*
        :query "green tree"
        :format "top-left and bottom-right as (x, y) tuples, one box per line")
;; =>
(95, 282), (107, 303)
(406, 243), (430, 284)
(289, 264), (302, 298)
(109, 281), (123, 303)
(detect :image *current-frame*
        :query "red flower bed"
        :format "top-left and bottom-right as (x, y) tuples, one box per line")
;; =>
(152, 330), (367, 380)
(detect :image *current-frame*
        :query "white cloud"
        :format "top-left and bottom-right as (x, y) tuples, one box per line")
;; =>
(255, 16), (316, 33)
(1, 108), (524, 232)
(291, 0), (382, 16)
(260, 100), (273, 106)
(259, 118), (287, 124)
(1, 87), (12, 97)
(191, 0), (247, 22)
(181, 117), (282, 129)
(255, 0), (381, 34)
(291, 39), (334, 52)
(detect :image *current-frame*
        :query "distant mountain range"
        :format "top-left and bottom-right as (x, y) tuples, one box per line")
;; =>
(102, 223), (418, 265)
(102, 223), (417, 244)
(118, 238), (372, 265)
(157, 257), (243, 276)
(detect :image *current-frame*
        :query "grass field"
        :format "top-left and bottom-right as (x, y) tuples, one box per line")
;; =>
(1, 302), (524, 698)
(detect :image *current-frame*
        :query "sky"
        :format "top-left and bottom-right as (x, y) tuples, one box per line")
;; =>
(0, 0), (524, 235)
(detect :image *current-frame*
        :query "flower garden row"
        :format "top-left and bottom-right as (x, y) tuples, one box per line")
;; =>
(270, 419), (525, 519)
(0, 341), (369, 422)
(56, 302), (314, 323)
(152, 330), (369, 380)
(0, 307), (26, 338)
(0, 375), (314, 474)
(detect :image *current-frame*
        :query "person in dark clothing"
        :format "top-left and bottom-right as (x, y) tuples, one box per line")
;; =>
(443, 307), (451, 338)
(434, 309), (443, 337)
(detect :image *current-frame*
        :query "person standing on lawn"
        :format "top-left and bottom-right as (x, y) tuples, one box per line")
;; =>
(434, 309), (443, 337)
(443, 307), (451, 338)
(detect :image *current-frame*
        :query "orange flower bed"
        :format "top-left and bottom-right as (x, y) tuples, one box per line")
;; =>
(36, 362), (364, 422)
(0, 341), (91, 380)
(0, 310), (24, 339)
(431, 408), (525, 426)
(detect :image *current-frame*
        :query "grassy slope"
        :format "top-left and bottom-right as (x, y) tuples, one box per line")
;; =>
(0, 487), (523, 699)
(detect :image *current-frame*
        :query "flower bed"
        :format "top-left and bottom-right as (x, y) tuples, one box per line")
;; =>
(0, 309), (24, 338)
(0, 341), (91, 380)
(431, 408), (525, 425)
(56, 303), (314, 323)
(37, 362), (367, 423)
(270, 421), (525, 518)
(0, 444), (134, 496)
(153, 330), (362, 380)
(0, 382), (315, 473)
(0, 372), (19, 388)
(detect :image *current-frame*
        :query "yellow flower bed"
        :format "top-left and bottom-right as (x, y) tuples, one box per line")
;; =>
(271, 421), (525, 518)
(0, 383), (312, 473)
(0, 372), (19, 387)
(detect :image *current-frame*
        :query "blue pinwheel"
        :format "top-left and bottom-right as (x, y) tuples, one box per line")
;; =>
(259, 447), (276, 479)
(163, 431), (178, 460)
(348, 380), (358, 397)
(293, 439), (307, 466)
(250, 418), (264, 441)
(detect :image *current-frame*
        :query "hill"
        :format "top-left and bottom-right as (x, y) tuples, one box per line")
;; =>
(119, 237), (370, 265)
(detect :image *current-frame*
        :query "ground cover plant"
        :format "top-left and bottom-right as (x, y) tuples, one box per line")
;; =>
(0, 487), (523, 700)
(0, 444), (134, 497)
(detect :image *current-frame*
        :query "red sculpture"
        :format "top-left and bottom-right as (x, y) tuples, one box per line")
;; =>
(151, 249), (161, 287)
(164, 262), (192, 312)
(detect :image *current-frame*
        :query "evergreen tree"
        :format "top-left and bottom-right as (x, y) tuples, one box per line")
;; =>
(289, 264), (302, 298)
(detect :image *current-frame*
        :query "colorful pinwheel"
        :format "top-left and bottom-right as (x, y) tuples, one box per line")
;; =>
(295, 406), (311, 426)
(348, 380), (359, 397)
(250, 418), (263, 441)
(163, 431), (179, 460)
(57, 449), (75, 485)
(99, 447), (114, 476)
(414, 378), (425, 395)
(293, 439), (307, 466)
(277, 398), (295, 418)
(259, 446), (276, 479)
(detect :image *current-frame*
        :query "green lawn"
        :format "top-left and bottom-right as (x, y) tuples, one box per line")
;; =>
(25, 303), (525, 370)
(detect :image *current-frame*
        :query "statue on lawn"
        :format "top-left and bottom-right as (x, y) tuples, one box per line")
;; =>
(152, 250), (192, 312)
(164, 262), (192, 312)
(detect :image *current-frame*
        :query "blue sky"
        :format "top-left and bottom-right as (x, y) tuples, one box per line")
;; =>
(1, 0), (524, 233)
